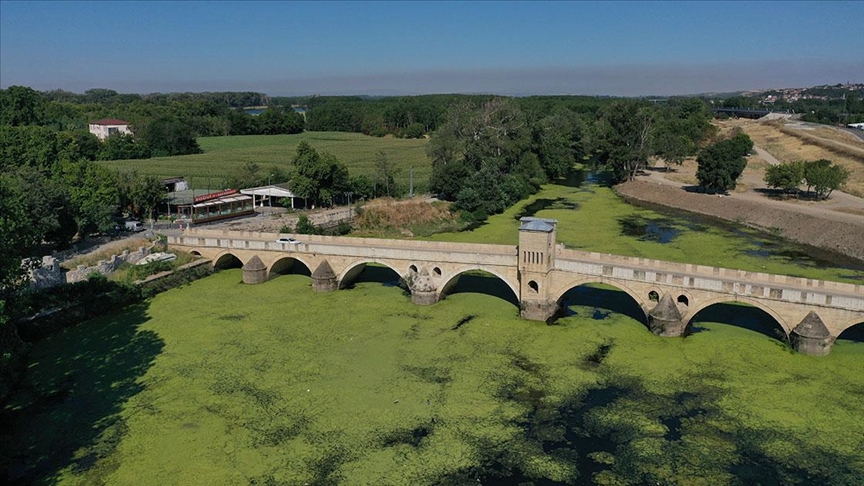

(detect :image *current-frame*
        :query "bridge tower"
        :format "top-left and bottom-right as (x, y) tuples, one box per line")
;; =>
(518, 217), (559, 321)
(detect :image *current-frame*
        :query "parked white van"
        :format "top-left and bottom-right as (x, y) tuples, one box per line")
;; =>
(125, 221), (145, 232)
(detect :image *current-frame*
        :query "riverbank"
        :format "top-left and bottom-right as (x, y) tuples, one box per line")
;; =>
(616, 179), (864, 264)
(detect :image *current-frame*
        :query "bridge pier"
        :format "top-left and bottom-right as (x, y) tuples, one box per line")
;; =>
(410, 268), (438, 305)
(242, 256), (267, 284)
(790, 311), (835, 356)
(648, 293), (686, 337)
(520, 300), (559, 322)
(312, 260), (338, 292)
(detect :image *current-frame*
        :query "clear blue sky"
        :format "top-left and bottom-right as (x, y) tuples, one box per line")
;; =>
(1, 1), (862, 96)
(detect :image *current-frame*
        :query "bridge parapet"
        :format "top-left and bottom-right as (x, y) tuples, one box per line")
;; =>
(556, 247), (863, 299)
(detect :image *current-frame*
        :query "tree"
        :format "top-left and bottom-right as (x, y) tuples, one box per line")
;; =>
(695, 134), (752, 193)
(428, 98), (535, 214)
(373, 151), (398, 197)
(138, 116), (201, 157)
(533, 111), (585, 180)
(763, 161), (804, 195)
(55, 160), (119, 235)
(804, 159), (849, 200)
(257, 106), (304, 134)
(289, 141), (350, 207)
(0, 85), (45, 126)
(118, 171), (166, 218)
(98, 133), (151, 160)
(594, 100), (656, 182)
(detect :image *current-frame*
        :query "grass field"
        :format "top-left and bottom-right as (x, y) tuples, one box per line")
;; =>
(98, 132), (432, 193)
(3, 270), (862, 484)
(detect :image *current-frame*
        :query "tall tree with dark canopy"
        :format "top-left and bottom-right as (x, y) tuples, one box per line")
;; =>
(594, 100), (656, 183)
(695, 133), (753, 193)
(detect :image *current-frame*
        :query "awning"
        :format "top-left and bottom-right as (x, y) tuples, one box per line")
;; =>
(192, 194), (252, 208)
(240, 184), (296, 198)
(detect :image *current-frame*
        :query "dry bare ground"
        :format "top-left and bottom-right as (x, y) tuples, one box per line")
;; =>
(716, 119), (864, 197)
(634, 119), (864, 262)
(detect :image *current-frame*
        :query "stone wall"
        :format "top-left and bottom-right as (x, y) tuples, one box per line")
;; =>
(65, 245), (153, 284)
(28, 256), (66, 290)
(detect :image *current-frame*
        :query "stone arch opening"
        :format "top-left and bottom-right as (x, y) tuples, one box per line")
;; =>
(438, 269), (519, 307)
(648, 290), (660, 302)
(213, 253), (242, 270)
(433, 267), (442, 276)
(339, 261), (405, 290)
(553, 281), (648, 326)
(836, 321), (864, 344)
(528, 280), (539, 293)
(409, 265), (418, 274)
(685, 301), (789, 342)
(677, 295), (689, 307)
(269, 257), (312, 279)
(190, 250), (202, 257)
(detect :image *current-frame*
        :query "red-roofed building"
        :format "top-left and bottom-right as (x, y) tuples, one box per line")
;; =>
(88, 118), (132, 140)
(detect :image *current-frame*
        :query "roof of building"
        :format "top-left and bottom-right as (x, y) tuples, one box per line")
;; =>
(163, 176), (187, 184)
(192, 194), (251, 209)
(90, 118), (130, 126)
(165, 189), (226, 205)
(240, 183), (296, 198)
(519, 217), (558, 233)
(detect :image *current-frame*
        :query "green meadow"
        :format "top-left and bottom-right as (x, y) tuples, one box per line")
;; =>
(97, 132), (431, 192)
(3, 270), (863, 484)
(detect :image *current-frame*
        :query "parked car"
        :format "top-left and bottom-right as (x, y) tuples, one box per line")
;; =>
(276, 237), (301, 244)
(125, 221), (145, 232)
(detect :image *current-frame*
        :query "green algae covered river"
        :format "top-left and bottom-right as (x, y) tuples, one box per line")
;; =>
(3, 181), (864, 485)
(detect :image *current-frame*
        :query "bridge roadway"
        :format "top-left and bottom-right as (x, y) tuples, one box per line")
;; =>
(168, 219), (864, 356)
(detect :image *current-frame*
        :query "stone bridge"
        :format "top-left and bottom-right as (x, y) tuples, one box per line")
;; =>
(167, 218), (864, 355)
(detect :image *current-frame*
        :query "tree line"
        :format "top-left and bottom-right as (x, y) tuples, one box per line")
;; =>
(427, 97), (717, 217)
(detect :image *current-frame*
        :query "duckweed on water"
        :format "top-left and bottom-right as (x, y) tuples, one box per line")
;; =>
(3, 271), (863, 484)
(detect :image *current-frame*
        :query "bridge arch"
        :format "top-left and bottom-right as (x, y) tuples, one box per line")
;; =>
(338, 260), (405, 289)
(551, 277), (649, 324)
(437, 267), (519, 306)
(685, 297), (791, 337)
(838, 319), (864, 340)
(268, 256), (313, 279)
(212, 251), (244, 270)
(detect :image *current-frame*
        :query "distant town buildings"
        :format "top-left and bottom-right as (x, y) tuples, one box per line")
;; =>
(88, 118), (132, 140)
(752, 83), (864, 105)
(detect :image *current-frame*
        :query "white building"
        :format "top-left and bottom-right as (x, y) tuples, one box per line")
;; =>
(88, 118), (132, 140)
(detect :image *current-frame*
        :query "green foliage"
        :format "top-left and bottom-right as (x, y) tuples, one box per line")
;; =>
(803, 159), (849, 200)
(138, 116), (202, 157)
(373, 150), (399, 197)
(593, 99), (656, 183)
(429, 99), (540, 214)
(695, 133), (753, 193)
(764, 161), (805, 194)
(0, 85), (46, 126)
(55, 160), (120, 234)
(294, 214), (318, 235)
(256, 106), (304, 135)
(400, 122), (426, 139)
(117, 172), (166, 218)
(289, 141), (350, 207)
(97, 133), (150, 160)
